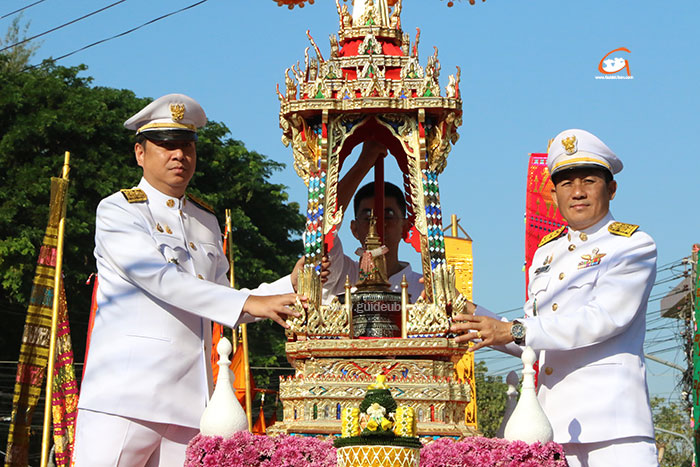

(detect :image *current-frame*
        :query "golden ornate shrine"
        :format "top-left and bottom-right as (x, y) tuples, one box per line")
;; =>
(269, 0), (478, 438)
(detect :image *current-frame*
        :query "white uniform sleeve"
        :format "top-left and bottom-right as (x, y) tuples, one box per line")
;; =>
(522, 234), (656, 351)
(96, 198), (289, 329)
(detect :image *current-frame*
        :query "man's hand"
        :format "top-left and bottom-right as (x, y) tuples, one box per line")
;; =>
(451, 314), (514, 351)
(242, 293), (306, 328)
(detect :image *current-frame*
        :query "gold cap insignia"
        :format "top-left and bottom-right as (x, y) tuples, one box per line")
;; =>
(170, 103), (185, 122)
(561, 135), (577, 155)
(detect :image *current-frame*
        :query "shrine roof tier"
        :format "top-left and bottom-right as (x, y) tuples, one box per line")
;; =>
(278, 0), (463, 125)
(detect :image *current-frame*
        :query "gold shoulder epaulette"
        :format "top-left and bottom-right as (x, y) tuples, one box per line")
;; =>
(120, 188), (148, 203)
(608, 222), (639, 237)
(538, 226), (567, 248)
(187, 193), (215, 214)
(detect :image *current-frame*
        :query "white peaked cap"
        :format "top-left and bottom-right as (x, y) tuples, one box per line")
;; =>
(124, 93), (207, 135)
(547, 129), (623, 178)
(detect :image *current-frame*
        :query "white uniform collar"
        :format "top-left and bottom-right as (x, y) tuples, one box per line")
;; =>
(567, 211), (614, 237)
(138, 177), (185, 210)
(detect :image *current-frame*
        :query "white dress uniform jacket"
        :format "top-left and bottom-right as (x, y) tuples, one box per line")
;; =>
(78, 178), (293, 428)
(478, 212), (656, 444)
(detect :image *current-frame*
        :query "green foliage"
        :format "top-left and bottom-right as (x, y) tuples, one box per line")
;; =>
(0, 61), (145, 359)
(652, 396), (693, 467)
(0, 62), (304, 370)
(475, 360), (507, 437)
(0, 15), (41, 73)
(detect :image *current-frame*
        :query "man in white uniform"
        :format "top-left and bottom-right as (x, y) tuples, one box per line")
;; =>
(74, 94), (303, 466)
(322, 141), (422, 304)
(451, 129), (658, 467)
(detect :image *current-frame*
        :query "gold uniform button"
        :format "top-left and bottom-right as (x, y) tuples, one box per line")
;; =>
(197, 274), (204, 280)
(544, 367), (553, 375)
(165, 225), (173, 234)
(189, 242), (197, 251)
(568, 244), (576, 251)
(580, 233), (588, 241)
(567, 233), (571, 241)
(559, 272), (565, 280)
(552, 303), (559, 311)
(166, 199), (175, 208)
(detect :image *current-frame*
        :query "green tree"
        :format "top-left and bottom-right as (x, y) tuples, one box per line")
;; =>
(0, 61), (304, 368)
(652, 396), (693, 467)
(475, 360), (507, 437)
(0, 15), (41, 73)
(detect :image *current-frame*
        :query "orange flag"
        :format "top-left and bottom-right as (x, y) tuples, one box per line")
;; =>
(231, 344), (254, 407)
(252, 402), (267, 435)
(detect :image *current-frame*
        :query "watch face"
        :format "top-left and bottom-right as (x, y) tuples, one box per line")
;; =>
(511, 322), (526, 341)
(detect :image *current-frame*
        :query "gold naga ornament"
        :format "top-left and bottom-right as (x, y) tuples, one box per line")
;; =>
(269, 0), (479, 439)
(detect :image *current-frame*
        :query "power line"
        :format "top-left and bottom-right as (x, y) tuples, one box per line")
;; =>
(0, 0), (129, 53)
(24, 0), (211, 71)
(0, 0), (48, 20)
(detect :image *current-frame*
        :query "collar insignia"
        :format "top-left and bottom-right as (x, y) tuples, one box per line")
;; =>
(561, 135), (577, 155)
(578, 248), (606, 269)
(170, 103), (185, 122)
(608, 222), (639, 237)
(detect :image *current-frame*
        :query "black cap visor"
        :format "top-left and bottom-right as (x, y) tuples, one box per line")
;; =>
(140, 129), (197, 142)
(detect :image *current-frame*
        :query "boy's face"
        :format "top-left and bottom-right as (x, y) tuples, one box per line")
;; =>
(351, 196), (408, 252)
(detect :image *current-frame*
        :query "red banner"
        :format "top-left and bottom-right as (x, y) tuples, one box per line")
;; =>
(525, 153), (566, 292)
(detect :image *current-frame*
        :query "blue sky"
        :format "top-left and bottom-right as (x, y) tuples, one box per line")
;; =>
(5, 0), (699, 401)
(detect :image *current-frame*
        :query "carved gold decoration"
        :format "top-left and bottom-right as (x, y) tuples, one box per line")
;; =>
(307, 296), (351, 338)
(431, 263), (466, 311)
(286, 337), (467, 360)
(322, 115), (345, 234)
(407, 297), (449, 337)
(426, 112), (462, 174)
(300, 358), (455, 379)
(286, 114), (322, 186)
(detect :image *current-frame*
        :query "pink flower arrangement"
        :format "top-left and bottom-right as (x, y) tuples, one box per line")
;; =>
(185, 431), (336, 467)
(420, 437), (568, 467)
(185, 432), (568, 467)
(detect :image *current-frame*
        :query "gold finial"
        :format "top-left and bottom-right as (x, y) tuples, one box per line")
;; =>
(356, 211), (390, 290)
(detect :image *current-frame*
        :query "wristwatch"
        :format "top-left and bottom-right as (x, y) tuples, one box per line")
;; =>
(511, 320), (526, 345)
